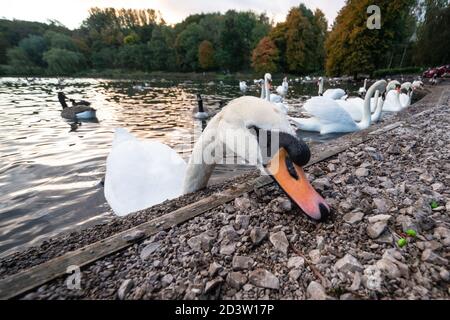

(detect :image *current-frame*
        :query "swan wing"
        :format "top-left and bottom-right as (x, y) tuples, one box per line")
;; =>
(303, 97), (356, 125)
(105, 129), (187, 216)
(323, 88), (346, 100)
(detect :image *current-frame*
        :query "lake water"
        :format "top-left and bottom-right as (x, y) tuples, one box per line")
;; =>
(0, 76), (358, 257)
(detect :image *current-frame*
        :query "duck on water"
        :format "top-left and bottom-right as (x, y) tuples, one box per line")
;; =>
(58, 92), (97, 120)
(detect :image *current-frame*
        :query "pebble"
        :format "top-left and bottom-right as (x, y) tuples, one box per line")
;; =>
(232, 256), (254, 271)
(373, 198), (391, 213)
(269, 231), (289, 255)
(161, 274), (174, 287)
(367, 221), (388, 239)
(367, 214), (392, 224)
(220, 243), (236, 255)
(355, 168), (369, 177)
(306, 281), (328, 300)
(208, 262), (223, 277)
(187, 232), (215, 252)
(204, 277), (223, 294)
(343, 211), (364, 224)
(235, 215), (251, 229)
(140, 242), (160, 261)
(335, 254), (364, 273)
(117, 279), (134, 300)
(227, 272), (248, 290)
(250, 227), (268, 245)
(287, 256), (305, 269)
(421, 249), (448, 265)
(248, 269), (280, 290)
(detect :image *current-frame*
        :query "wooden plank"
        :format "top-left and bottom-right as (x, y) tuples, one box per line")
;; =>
(0, 103), (437, 300)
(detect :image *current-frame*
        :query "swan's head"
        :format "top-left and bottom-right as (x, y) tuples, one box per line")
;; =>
(401, 82), (412, 94)
(254, 129), (331, 221)
(386, 80), (401, 93)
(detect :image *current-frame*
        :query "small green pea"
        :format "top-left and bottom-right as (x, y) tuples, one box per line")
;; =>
(406, 229), (417, 237)
(397, 238), (407, 248)
(430, 201), (439, 209)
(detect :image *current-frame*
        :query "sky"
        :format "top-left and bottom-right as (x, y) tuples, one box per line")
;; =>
(0, 0), (346, 29)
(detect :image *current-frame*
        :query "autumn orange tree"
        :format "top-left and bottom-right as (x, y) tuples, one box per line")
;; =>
(251, 36), (279, 73)
(198, 40), (215, 70)
(325, 0), (416, 78)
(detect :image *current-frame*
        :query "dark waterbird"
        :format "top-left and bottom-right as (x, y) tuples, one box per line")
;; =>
(58, 92), (97, 120)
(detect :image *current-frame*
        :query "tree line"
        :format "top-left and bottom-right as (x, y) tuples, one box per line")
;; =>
(0, 1), (448, 78)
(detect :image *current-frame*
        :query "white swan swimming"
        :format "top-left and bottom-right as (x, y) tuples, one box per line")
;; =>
(382, 80), (413, 112)
(290, 80), (387, 134)
(105, 96), (330, 220)
(276, 77), (289, 96)
(239, 81), (248, 92)
(318, 77), (347, 100)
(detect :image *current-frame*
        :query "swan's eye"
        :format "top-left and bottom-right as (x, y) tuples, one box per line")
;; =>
(285, 156), (299, 180)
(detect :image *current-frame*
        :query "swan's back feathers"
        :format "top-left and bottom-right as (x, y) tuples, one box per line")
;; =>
(323, 88), (346, 100)
(303, 97), (356, 126)
(105, 129), (187, 216)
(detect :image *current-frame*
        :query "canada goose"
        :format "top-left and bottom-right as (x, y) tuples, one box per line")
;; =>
(58, 92), (97, 120)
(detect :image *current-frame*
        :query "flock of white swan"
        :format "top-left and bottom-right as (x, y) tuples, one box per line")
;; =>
(104, 74), (424, 219)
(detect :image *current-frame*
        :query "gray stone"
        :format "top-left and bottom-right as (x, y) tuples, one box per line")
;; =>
(363, 266), (383, 291)
(343, 212), (364, 224)
(312, 177), (331, 191)
(208, 262), (223, 277)
(355, 168), (369, 177)
(220, 242), (236, 255)
(140, 242), (160, 261)
(232, 256), (254, 271)
(161, 274), (174, 287)
(439, 269), (449, 282)
(421, 249), (448, 265)
(367, 221), (388, 239)
(117, 279), (134, 300)
(187, 232), (215, 252)
(373, 198), (391, 213)
(279, 198), (293, 211)
(375, 259), (401, 279)
(287, 256), (305, 269)
(204, 277), (223, 294)
(288, 269), (302, 281)
(348, 272), (361, 291)
(335, 254), (364, 273)
(269, 231), (289, 255)
(250, 227), (268, 245)
(306, 281), (328, 300)
(249, 269), (280, 290)
(234, 197), (252, 210)
(122, 230), (145, 242)
(219, 225), (239, 242)
(235, 215), (251, 229)
(340, 293), (357, 300)
(367, 214), (392, 224)
(227, 272), (248, 290)
(309, 249), (321, 264)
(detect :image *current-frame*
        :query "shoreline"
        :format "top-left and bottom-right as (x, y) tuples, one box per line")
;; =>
(0, 82), (449, 300)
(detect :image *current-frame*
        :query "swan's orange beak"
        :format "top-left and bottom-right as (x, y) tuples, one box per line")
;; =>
(266, 148), (330, 221)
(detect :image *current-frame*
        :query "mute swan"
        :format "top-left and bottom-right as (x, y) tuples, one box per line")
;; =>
(276, 77), (289, 96)
(291, 80), (387, 134)
(261, 73), (289, 114)
(318, 77), (347, 100)
(193, 94), (210, 119)
(58, 92), (96, 120)
(105, 96), (330, 220)
(382, 80), (413, 112)
(412, 80), (424, 90)
(358, 79), (368, 97)
(239, 81), (248, 92)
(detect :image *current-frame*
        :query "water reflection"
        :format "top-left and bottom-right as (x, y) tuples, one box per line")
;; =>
(0, 76), (359, 257)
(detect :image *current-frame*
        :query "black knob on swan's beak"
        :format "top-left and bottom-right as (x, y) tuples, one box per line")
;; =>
(278, 132), (311, 166)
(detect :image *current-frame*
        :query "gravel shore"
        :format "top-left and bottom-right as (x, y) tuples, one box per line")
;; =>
(2, 83), (449, 300)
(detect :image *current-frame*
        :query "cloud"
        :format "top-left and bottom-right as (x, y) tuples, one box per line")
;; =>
(0, 0), (346, 29)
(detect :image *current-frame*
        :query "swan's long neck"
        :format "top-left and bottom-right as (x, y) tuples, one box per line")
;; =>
(318, 78), (324, 96)
(260, 82), (265, 99)
(357, 87), (373, 130)
(371, 90), (384, 122)
(364, 79), (367, 90)
(182, 117), (219, 194)
(265, 76), (271, 101)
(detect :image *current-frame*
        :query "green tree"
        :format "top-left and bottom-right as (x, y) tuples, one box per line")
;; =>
(251, 36), (279, 74)
(175, 23), (205, 71)
(18, 35), (47, 66)
(43, 48), (86, 74)
(414, 0), (450, 66)
(6, 47), (37, 73)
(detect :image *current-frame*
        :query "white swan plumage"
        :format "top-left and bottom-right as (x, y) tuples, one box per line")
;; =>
(105, 96), (330, 220)
(318, 77), (347, 100)
(291, 80), (387, 134)
(276, 77), (289, 96)
(239, 81), (248, 92)
(358, 79), (368, 96)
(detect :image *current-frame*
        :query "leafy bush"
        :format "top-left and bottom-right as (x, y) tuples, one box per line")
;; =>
(43, 48), (86, 75)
